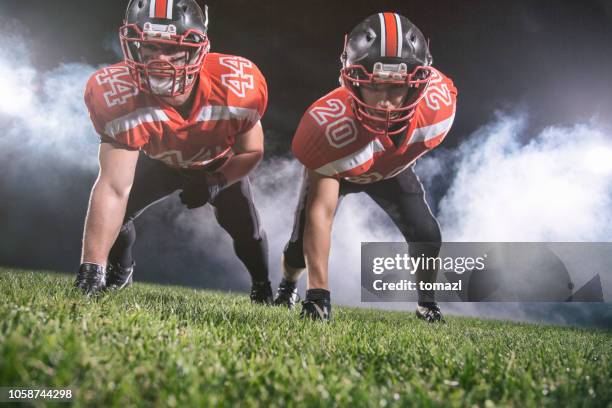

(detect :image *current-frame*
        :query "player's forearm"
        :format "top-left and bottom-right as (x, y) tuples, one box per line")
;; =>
(80, 180), (130, 265)
(217, 151), (263, 185)
(303, 208), (334, 290)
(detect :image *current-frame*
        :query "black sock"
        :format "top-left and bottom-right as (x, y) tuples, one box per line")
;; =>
(234, 233), (269, 283)
(108, 221), (136, 268)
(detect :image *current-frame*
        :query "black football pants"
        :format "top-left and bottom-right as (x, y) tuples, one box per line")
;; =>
(108, 152), (269, 283)
(283, 166), (441, 302)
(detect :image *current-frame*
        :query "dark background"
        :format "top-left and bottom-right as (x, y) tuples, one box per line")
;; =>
(1, 1), (612, 321)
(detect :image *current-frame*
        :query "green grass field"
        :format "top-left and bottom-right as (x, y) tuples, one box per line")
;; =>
(0, 268), (610, 407)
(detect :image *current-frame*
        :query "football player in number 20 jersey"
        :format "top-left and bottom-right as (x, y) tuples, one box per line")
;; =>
(75, 0), (274, 303)
(275, 13), (457, 321)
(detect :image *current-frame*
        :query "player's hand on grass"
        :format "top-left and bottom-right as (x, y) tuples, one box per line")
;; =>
(300, 289), (332, 321)
(416, 302), (444, 323)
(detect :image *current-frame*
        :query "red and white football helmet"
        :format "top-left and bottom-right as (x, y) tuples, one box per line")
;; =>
(340, 13), (434, 136)
(119, 0), (210, 97)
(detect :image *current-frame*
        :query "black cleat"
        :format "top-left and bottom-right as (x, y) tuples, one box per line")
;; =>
(273, 278), (300, 308)
(416, 302), (444, 323)
(300, 299), (332, 321)
(75, 263), (106, 295)
(250, 280), (273, 305)
(106, 261), (134, 290)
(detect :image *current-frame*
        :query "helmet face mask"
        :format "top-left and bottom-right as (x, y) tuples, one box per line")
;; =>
(340, 13), (433, 137)
(119, 0), (210, 97)
(341, 62), (432, 136)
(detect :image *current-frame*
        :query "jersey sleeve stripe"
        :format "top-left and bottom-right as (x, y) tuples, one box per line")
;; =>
(103, 107), (169, 139)
(315, 139), (385, 176)
(195, 105), (261, 125)
(408, 113), (456, 145)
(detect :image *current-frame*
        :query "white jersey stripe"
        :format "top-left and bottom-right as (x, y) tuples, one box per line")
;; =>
(316, 139), (385, 177)
(378, 13), (387, 57)
(394, 13), (403, 57)
(195, 105), (261, 126)
(104, 106), (261, 139)
(408, 113), (456, 145)
(166, 0), (173, 19)
(104, 107), (169, 139)
(103, 105), (260, 140)
(149, 0), (157, 18)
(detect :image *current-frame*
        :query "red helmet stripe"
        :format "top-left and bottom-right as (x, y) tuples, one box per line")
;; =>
(155, 0), (169, 18)
(383, 13), (398, 57)
(148, 0), (173, 19)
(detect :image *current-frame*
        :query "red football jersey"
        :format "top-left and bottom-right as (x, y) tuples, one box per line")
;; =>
(292, 68), (457, 183)
(84, 53), (268, 169)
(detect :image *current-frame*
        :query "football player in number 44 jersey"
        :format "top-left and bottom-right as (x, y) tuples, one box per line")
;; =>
(75, 0), (274, 304)
(275, 13), (457, 322)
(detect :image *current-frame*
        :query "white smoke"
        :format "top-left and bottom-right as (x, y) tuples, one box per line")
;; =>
(434, 113), (612, 241)
(0, 20), (99, 174)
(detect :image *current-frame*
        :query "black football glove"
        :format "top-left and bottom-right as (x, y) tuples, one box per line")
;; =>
(300, 288), (332, 321)
(415, 302), (444, 323)
(179, 171), (227, 209)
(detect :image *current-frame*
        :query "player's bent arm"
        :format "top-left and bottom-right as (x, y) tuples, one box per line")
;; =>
(80, 143), (139, 265)
(303, 170), (340, 290)
(217, 121), (264, 185)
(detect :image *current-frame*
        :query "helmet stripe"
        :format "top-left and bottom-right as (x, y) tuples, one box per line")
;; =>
(383, 13), (398, 57)
(378, 13), (387, 57)
(394, 13), (403, 57)
(149, 0), (157, 18)
(155, 0), (168, 18)
(166, 0), (174, 19)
